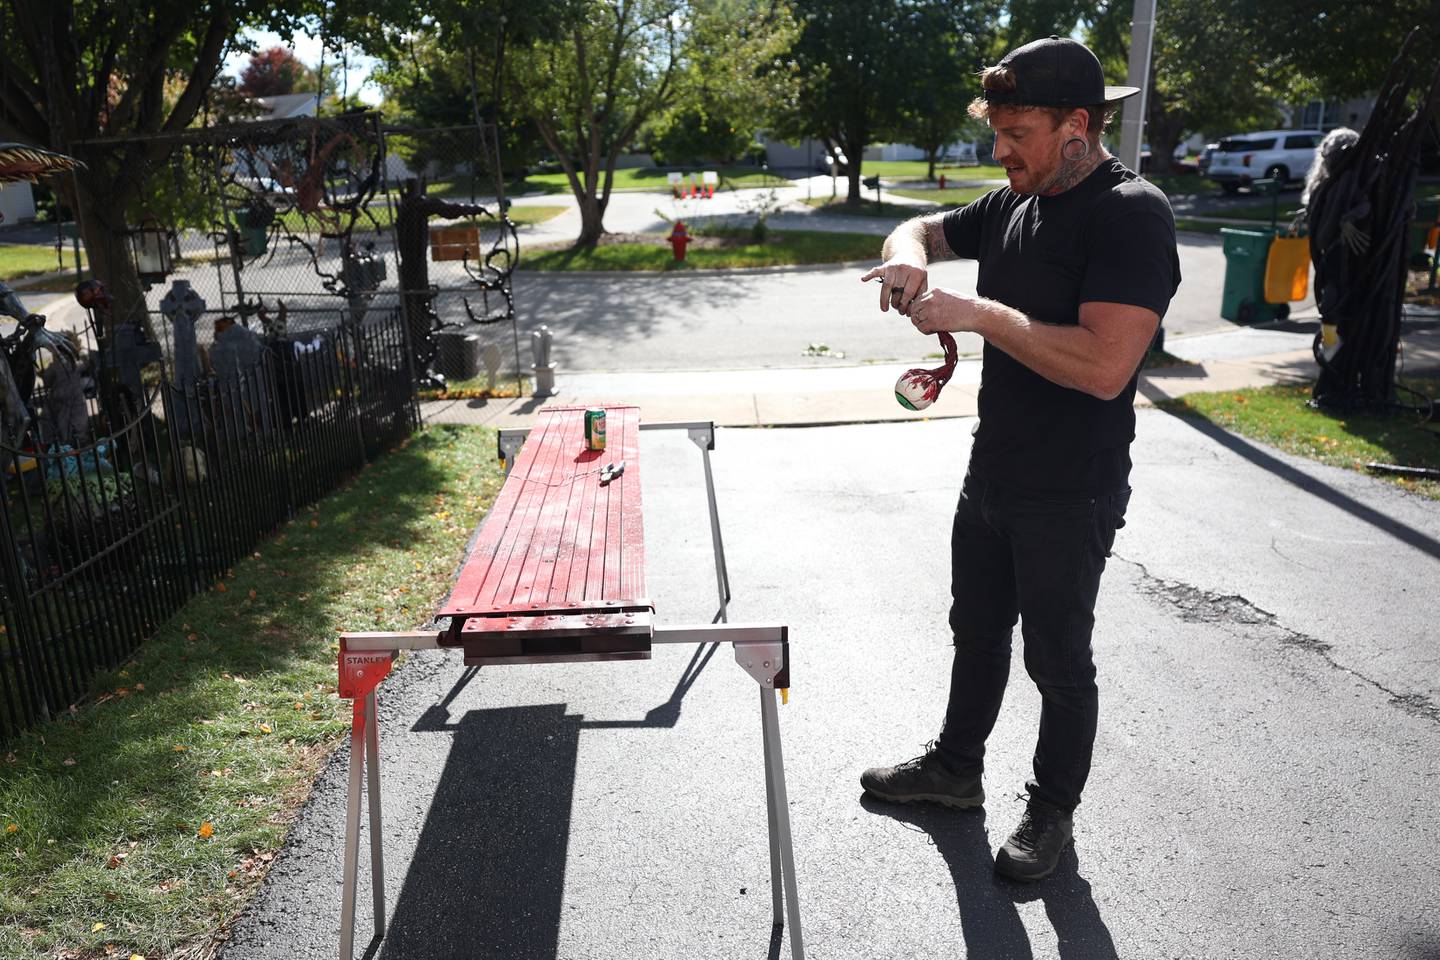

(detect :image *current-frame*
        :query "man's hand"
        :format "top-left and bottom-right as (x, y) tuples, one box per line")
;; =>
(859, 259), (928, 315)
(908, 287), (983, 335)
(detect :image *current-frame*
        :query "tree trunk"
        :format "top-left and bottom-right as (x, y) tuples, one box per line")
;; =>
(575, 193), (607, 248)
(63, 169), (149, 339)
(845, 138), (865, 206)
(926, 148), (938, 182)
(1145, 115), (1188, 176)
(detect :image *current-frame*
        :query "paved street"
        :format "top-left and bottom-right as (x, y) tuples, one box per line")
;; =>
(220, 414), (1440, 960)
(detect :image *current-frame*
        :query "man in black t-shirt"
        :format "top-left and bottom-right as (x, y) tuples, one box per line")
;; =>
(858, 36), (1180, 882)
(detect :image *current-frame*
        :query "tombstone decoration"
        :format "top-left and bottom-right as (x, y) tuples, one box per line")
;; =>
(209, 316), (271, 433)
(159, 280), (206, 439)
(39, 332), (91, 447)
(340, 238), (387, 325)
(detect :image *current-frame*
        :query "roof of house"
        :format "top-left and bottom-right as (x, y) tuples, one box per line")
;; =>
(255, 93), (318, 120)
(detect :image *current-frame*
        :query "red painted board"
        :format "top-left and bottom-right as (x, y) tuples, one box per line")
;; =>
(438, 405), (645, 621)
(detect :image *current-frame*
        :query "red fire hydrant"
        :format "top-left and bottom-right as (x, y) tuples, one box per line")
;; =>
(668, 221), (691, 262)
(938, 173), (946, 190)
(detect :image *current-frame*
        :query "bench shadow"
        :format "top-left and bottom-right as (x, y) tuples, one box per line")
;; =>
(381, 703), (582, 960)
(859, 796), (1118, 960)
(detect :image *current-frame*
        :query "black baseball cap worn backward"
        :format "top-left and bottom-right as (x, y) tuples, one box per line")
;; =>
(982, 36), (1140, 108)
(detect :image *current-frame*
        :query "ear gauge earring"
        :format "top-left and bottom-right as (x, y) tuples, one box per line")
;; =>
(1062, 136), (1091, 161)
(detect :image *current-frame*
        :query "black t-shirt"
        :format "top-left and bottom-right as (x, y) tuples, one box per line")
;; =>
(942, 157), (1180, 496)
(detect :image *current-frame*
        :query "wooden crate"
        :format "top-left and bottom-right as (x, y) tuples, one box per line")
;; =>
(430, 225), (480, 262)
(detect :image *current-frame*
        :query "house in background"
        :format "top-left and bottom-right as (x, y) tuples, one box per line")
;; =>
(254, 92), (318, 121)
(0, 182), (36, 225)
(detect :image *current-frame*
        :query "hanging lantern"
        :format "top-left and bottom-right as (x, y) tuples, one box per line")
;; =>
(126, 215), (177, 284)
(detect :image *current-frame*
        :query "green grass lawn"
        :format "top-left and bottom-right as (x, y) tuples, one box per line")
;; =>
(269, 203), (564, 237)
(801, 197), (939, 219)
(0, 243), (85, 280)
(523, 229), (879, 271)
(888, 186), (995, 206)
(522, 165), (792, 193)
(1155, 378), (1440, 499)
(858, 161), (1005, 181)
(0, 425), (503, 960)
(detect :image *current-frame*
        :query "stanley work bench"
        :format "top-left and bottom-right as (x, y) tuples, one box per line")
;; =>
(335, 404), (804, 959)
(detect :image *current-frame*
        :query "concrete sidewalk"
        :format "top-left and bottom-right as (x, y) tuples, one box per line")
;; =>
(422, 323), (1440, 430)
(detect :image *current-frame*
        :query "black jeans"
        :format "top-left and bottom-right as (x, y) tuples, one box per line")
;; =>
(935, 472), (1130, 813)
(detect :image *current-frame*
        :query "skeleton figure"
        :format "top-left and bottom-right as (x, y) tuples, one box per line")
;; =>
(0, 142), (85, 449)
(0, 279), (77, 447)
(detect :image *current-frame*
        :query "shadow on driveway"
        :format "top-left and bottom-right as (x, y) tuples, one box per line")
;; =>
(859, 795), (1118, 960)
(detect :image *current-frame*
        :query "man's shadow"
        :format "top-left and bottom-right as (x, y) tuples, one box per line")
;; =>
(860, 795), (1118, 960)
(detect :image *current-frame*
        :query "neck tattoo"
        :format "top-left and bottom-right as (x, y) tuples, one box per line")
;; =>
(1038, 147), (1109, 197)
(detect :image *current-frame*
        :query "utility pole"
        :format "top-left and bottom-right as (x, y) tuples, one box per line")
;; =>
(1118, 0), (1157, 173)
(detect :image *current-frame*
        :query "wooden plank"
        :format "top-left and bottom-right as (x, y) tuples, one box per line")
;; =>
(562, 410), (606, 604)
(617, 406), (646, 601)
(511, 407), (588, 606)
(599, 407), (632, 602)
(480, 407), (574, 609)
(441, 404), (645, 620)
(441, 409), (562, 614)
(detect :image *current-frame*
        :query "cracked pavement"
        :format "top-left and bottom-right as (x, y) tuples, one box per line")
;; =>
(222, 411), (1439, 960)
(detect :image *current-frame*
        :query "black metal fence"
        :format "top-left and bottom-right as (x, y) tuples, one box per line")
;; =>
(0, 307), (417, 739)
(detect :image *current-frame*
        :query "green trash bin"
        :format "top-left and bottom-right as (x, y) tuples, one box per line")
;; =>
(1220, 227), (1288, 323)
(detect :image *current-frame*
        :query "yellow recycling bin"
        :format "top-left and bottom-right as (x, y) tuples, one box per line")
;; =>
(1264, 235), (1310, 304)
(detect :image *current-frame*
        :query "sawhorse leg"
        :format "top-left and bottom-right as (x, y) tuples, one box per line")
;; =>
(339, 690), (386, 960)
(760, 686), (804, 959)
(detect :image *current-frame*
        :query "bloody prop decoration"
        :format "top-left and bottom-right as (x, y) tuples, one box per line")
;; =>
(895, 331), (959, 410)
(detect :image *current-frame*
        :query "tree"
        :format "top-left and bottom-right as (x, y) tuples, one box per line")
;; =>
(774, 0), (904, 205)
(778, 0), (991, 205)
(239, 45), (308, 96)
(646, 0), (799, 167)
(1083, 0), (1287, 175)
(893, 0), (1001, 181)
(0, 1), (316, 332)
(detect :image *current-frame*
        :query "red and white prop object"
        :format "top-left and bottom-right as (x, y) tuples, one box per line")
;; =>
(895, 331), (959, 410)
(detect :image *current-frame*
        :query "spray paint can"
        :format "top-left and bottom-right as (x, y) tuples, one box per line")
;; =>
(584, 408), (607, 451)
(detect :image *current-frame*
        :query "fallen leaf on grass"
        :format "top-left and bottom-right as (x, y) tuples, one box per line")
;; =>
(172, 745), (188, 752)
(216, 582), (228, 593)
(91, 921), (106, 932)
(4, 824), (15, 834)
(62, 757), (77, 766)
(106, 852), (127, 869)
(198, 822), (214, 839)
(259, 724), (273, 734)
(248, 589), (257, 599)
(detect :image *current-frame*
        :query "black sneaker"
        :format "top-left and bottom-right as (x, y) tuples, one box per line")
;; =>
(859, 743), (984, 809)
(994, 798), (1073, 882)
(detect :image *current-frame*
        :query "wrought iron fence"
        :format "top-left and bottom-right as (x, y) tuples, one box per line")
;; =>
(0, 307), (418, 739)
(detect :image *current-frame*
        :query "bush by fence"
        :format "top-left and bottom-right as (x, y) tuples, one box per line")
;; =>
(0, 307), (417, 739)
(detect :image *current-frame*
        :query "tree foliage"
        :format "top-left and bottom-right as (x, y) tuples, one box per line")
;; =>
(778, 0), (996, 203)
(0, 0), (320, 327)
(1006, 0), (1440, 175)
(646, 0), (800, 166)
(239, 45), (309, 96)
(894, 0), (1002, 180)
